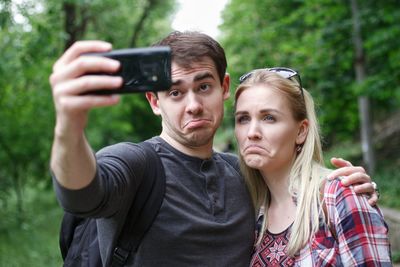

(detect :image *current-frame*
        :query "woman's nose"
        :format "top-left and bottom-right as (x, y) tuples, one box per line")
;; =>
(247, 121), (262, 140)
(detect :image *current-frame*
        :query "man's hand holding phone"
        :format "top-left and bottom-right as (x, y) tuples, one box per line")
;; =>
(49, 41), (124, 190)
(49, 40), (172, 137)
(49, 40), (172, 189)
(50, 41), (123, 138)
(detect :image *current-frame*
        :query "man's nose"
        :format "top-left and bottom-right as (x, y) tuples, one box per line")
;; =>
(185, 92), (203, 114)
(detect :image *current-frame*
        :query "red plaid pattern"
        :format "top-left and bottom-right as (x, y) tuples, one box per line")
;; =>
(251, 178), (392, 266)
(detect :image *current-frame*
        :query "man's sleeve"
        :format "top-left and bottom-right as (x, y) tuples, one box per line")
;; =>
(325, 178), (392, 266)
(53, 142), (147, 218)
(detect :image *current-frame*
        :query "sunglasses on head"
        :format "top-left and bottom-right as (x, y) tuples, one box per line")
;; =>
(239, 67), (304, 98)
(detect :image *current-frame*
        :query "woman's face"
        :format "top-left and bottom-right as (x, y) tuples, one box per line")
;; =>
(234, 85), (307, 174)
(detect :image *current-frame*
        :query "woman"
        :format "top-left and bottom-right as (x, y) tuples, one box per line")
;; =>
(234, 68), (391, 266)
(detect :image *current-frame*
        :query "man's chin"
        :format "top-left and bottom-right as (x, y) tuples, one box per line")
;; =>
(185, 129), (215, 146)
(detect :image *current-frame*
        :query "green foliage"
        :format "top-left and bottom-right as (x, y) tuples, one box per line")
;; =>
(0, 1), (175, 264)
(0, 0), (175, 187)
(220, 0), (400, 147)
(0, 2), (57, 214)
(393, 250), (400, 263)
(324, 141), (400, 209)
(374, 166), (400, 210)
(87, 94), (162, 150)
(78, 0), (176, 48)
(0, 183), (63, 266)
(69, 0), (175, 148)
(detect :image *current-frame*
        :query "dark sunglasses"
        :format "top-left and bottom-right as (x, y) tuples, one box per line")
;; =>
(239, 67), (304, 98)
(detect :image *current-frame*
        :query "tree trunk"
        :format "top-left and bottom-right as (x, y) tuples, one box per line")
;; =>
(130, 0), (158, 47)
(0, 0), (12, 28)
(63, 1), (90, 51)
(350, 0), (375, 174)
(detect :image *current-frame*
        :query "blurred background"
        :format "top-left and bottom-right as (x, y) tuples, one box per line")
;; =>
(0, 0), (399, 265)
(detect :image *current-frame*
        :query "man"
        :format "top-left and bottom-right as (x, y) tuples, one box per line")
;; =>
(50, 31), (376, 266)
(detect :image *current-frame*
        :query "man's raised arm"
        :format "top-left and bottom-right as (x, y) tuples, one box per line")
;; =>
(49, 41), (122, 189)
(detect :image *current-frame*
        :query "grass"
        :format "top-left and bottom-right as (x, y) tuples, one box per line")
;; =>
(0, 183), (63, 267)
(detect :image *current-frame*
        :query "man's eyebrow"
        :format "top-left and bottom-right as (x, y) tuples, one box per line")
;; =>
(193, 72), (215, 82)
(172, 80), (182, 86)
(172, 72), (215, 86)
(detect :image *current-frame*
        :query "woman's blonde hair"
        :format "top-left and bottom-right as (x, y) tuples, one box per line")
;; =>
(234, 70), (329, 256)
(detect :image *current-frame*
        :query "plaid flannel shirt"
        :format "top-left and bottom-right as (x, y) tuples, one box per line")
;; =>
(251, 178), (392, 266)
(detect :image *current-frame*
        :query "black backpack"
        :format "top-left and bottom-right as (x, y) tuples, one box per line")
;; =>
(59, 141), (166, 267)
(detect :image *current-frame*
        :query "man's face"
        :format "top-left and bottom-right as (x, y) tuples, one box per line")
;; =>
(147, 57), (230, 151)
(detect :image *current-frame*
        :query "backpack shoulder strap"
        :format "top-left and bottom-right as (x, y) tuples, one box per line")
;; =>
(59, 211), (85, 260)
(110, 140), (166, 267)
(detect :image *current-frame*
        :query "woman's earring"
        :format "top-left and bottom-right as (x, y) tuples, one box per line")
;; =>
(296, 145), (302, 154)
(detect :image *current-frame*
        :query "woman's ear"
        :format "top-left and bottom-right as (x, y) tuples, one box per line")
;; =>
(296, 119), (309, 145)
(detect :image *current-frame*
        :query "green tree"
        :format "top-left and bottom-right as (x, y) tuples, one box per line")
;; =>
(0, 0), (176, 221)
(220, 0), (400, 150)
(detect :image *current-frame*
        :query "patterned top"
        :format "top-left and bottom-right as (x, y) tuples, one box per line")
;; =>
(250, 225), (294, 266)
(250, 178), (392, 266)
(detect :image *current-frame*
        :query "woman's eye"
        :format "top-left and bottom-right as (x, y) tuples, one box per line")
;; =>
(263, 114), (275, 121)
(236, 115), (250, 124)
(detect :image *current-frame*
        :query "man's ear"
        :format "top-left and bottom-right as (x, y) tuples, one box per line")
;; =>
(296, 119), (309, 145)
(145, 92), (161, 115)
(222, 73), (230, 100)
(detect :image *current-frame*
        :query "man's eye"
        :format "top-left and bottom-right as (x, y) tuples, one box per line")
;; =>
(199, 84), (211, 91)
(169, 90), (181, 97)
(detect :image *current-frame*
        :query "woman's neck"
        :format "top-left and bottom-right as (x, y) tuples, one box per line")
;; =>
(261, 168), (297, 233)
(261, 167), (292, 204)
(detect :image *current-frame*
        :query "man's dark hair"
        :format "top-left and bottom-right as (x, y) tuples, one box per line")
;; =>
(154, 31), (227, 85)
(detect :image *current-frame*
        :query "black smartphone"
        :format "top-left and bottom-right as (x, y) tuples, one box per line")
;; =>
(85, 46), (172, 94)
